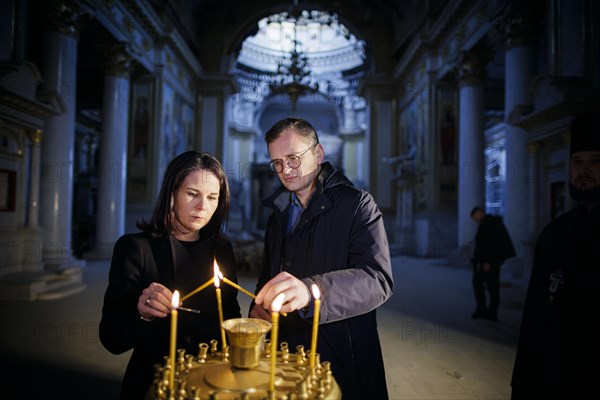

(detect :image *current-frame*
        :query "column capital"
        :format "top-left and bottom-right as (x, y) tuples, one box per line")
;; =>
(357, 76), (398, 99)
(98, 43), (136, 77)
(456, 51), (484, 86)
(44, 0), (89, 37)
(198, 73), (238, 96)
(561, 132), (570, 147)
(527, 141), (541, 156)
(492, 0), (542, 49)
(29, 129), (44, 144)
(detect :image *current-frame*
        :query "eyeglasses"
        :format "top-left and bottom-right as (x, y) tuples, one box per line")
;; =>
(269, 142), (318, 173)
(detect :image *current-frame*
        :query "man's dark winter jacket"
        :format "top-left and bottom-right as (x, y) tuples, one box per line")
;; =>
(257, 162), (394, 400)
(473, 214), (516, 265)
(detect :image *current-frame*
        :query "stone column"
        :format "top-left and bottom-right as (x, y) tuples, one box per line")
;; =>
(95, 44), (134, 258)
(339, 130), (365, 186)
(339, 96), (365, 184)
(39, 2), (85, 267)
(0, 0), (15, 60)
(456, 52), (485, 247)
(27, 129), (43, 228)
(357, 77), (398, 210)
(528, 141), (541, 241)
(197, 74), (237, 160)
(494, 1), (537, 257)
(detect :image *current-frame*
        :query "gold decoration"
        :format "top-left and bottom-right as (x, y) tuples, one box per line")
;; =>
(30, 129), (43, 144)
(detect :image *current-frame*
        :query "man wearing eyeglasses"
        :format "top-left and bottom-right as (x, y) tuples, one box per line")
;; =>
(250, 117), (394, 400)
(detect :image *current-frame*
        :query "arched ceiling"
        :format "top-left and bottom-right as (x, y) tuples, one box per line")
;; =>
(157, 0), (447, 75)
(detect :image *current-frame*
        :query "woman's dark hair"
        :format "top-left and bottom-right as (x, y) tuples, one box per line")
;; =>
(137, 151), (230, 240)
(264, 117), (320, 145)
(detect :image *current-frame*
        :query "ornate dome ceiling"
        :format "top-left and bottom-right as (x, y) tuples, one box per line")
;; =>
(237, 10), (365, 75)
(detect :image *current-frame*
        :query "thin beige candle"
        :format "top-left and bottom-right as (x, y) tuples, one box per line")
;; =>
(214, 261), (227, 349)
(269, 293), (286, 393)
(168, 290), (180, 393)
(222, 276), (256, 299)
(309, 284), (321, 370)
(180, 277), (213, 302)
(222, 275), (287, 317)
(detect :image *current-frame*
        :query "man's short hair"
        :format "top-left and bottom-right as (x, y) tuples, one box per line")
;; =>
(470, 206), (484, 217)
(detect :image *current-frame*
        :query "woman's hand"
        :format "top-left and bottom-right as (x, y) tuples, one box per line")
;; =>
(138, 282), (176, 320)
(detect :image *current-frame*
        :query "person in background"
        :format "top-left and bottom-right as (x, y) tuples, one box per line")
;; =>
(99, 151), (241, 399)
(469, 205), (516, 321)
(249, 117), (394, 400)
(511, 110), (600, 399)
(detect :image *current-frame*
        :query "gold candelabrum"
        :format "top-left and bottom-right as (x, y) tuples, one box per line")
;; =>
(147, 317), (341, 400)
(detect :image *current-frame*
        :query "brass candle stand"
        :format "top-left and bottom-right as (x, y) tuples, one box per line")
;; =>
(147, 318), (341, 400)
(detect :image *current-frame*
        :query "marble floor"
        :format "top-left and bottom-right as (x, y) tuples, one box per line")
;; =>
(0, 255), (524, 399)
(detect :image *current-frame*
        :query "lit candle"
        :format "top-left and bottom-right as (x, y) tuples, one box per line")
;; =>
(214, 261), (227, 349)
(309, 284), (321, 370)
(269, 293), (286, 393)
(180, 277), (214, 302)
(169, 290), (180, 393)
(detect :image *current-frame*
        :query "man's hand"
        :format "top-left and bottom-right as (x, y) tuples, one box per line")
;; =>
(249, 304), (272, 322)
(254, 271), (311, 314)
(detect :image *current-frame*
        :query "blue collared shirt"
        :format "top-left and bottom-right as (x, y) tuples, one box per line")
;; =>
(287, 191), (304, 235)
(286, 191), (315, 317)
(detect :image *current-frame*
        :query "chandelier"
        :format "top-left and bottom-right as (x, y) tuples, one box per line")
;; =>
(269, 37), (319, 106)
(266, 6), (346, 107)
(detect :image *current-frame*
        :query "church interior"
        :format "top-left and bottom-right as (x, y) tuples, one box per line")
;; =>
(2, 0), (599, 297)
(0, 0), (599, 398)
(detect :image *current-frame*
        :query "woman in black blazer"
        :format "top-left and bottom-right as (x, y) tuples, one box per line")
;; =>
(99, 151), (241, 399)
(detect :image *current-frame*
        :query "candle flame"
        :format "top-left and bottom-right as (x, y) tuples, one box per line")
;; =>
(213, 259), (223, 288)
(311, 284), (320, 300)
(271, 293), (285, 313)
(171, 290), (180, 308)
